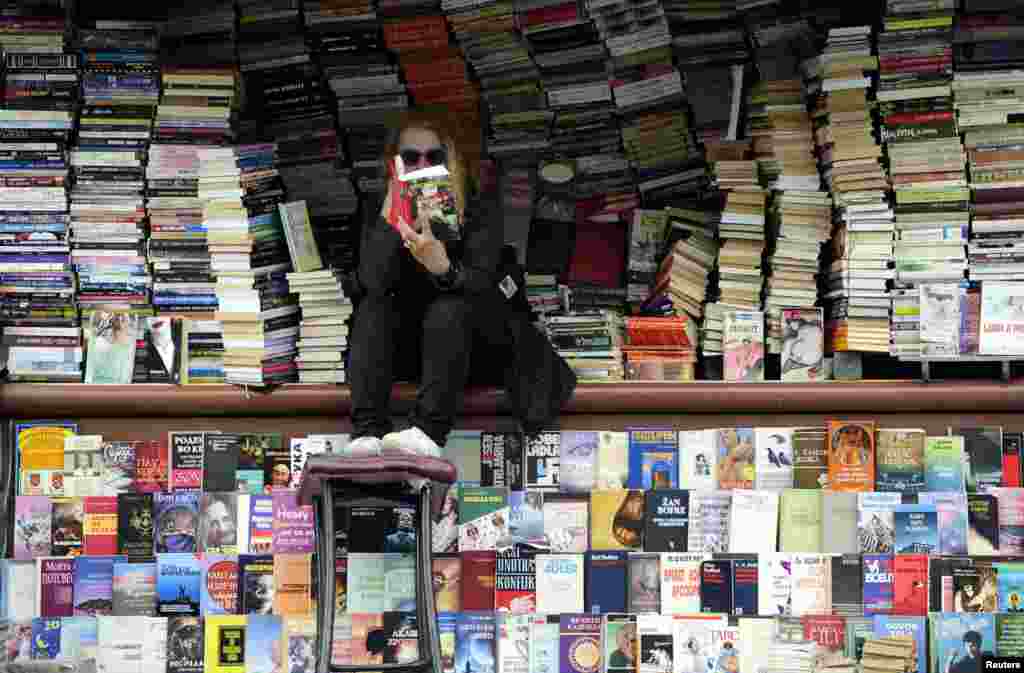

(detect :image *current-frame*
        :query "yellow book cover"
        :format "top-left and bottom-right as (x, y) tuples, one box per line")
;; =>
(204, 615), (248, 673)
(590, 490), (644, 550)
(273, 553), (313, 616)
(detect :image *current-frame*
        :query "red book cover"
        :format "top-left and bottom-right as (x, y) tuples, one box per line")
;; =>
(133, 440), (168, 493)
(460, 550), (497, 610)
(1003, 433), (1021, 487)
(883, 111), (955, 125)
(495, 543), (538, 613)
(802, 615), (845, 652)
(892, 554), (929, 616)
(38, 557), (75, 617)
(82, 496), (118, 556)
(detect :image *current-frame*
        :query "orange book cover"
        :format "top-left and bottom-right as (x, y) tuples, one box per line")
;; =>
(827, 420), (877, 492)
(273, 553), (312, 616)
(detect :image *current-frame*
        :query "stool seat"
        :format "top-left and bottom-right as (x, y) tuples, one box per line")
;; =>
(297, 452), (457, 505)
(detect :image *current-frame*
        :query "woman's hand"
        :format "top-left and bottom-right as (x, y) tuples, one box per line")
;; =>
(396, 212), (451, 276)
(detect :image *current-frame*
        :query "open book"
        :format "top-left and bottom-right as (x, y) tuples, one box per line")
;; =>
(387, 155), (459, 241)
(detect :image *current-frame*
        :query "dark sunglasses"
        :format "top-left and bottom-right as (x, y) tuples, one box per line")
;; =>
(399, 146), (447, 167)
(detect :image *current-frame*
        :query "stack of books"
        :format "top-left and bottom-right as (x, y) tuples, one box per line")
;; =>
(806, 26), (892, 355)
(650, 202), (719, 322)
(621, 315), (697, 382)
(71, 23), (159, 317)
(542, 310), (624, 382)
(0, 2), (65, 56)
(282, 200), (351, 384)
(955, 8), (1024, 285)
(713, 154), (767, 312)
(179, 317), (225, 383)
(662, 0), (737, 24)
(160, 1), (236, 69)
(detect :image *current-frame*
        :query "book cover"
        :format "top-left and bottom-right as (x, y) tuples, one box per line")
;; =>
(200, 492), (239, 554)
(792, 427), (828, 489)
(660, 552), (705, 615)
(560, 431), (598, 494)
(780, 307), (824, 381)
(133, 439), (168, 494)
(203, 433), (241, 493)
(873, 616), (926, 673)
(525, 431), (560, 492)
(997, 563), (1024, 612)
(894, 504), (939, 554)
(168, 431), (205, 491)
(802, 614), (845, 651)
(627, 552), (660, 614)
(844, 616), (873, 665)
(924, 435), (966, 492)
(584, 551), (627, 614)
(603, 614), (636, 673)
(831, 554), (863, 617)
(754, 428), (794, 491)
(699, 560), (733, 614)
(37, 557), (74, 617)
(380, 612), (418, 664)
(112, 560), (156, 616)
(202, 555), (239, 615)
(349, 501), (412, 554)
(932, 613), (995, 673)
(498, 613), (530, 673)
(591, 490), (644, 551)
(536, 554), (584, 614)
(642, 490), (687, 553)
(636, 614), (673, 673)
(272, 553), (312, 616)
(858, 492), (900, 554)
(706, 622), (741, 673)
(454, 612), (495, 673)
(72, 556), (113, 617)
(733, 558), (757, 616)
(156, 553), (202, 617)
(16, 420), (77, 495)
(460, 550), (497, 611)
(508, 491), (545, 544)
(823, 492), (859, 554)
(954, 426), (1004, 493)
(862, 553), (894, 616)
(50, 497), (84, 557)
(153, 491), (199, 554)
(84, 310), (137, 384)
(686, 491), (731, 553)
(979, 281), (1024, 355)
(271, 490), (314, 554)
(727, 490), (778, 553)
(1004, 432), (1022, 487)
(238, 555), (275, 615)
(116, 491), (153, 553)
(67, 616), (95, 670)
(237, 433), (274, 496)
(335, 556), (347, 616)
(244, 614), (281, 673)
(919, 492), (969, 556)
(7, 560), (36, 622)
(876, 428), (926, 494)
(64, 434), (103, 497)
(279, 200), (323, 272)
(827, 420), (876, 492)
(480, 431), (524, 490)
(759, 553), (793, 616)
(627, 428), (678, 490)
(892, 554), (929, 615)
(779, 489), (822, 553)
(82, 496), (117, 556)
(433, 555), (461, 613)
(458, 486), (509, 552)
(716, 428), (755, 490)
(678, 430), (717, 490)
(673, 614), (727, 673)
(495, 542), (541, 613)
(167, 616), (204, 673)
(349, 613), (385, 666)
(791, 553), (831, 617)
(531, 614), (561, 673)
(203, 615), (247, 673)
(542, 494), (588, 553)
(30, 617), (61, 659)
(99, 441), (136, 496)
(559, 614), (602, 673)
(723, 310), (764, 381)
(13, 495), (52, 559)
(288, 436), (322, 491)
(438, 613), (457, 673)
(993, 486), (1024, 555)
(248, 495), (274, 554)
(595, 431), (629, 489)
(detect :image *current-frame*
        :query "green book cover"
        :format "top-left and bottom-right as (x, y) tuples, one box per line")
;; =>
(779, 489), (822, 553)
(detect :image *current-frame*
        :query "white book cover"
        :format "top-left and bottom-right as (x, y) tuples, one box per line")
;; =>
(672, 614), (728, 673)
(753, 428), (795, 491)
(738, 617), (776, 673)
(659, 552), (708, 615)
(289, 437), (325, 489)
(636, 613), (674, 673)
(497, 613), (530, 673)
(790, 553), (832, 617)
(595, 431), (629, 489)
(98, 616), (144, 673)
(530, 615), (559, 673)
(728, 490), (779, 554)
(7, 560), (35, 621)
(140, 616), (168, 671)
(687, 491), (731, 554)
(857, 492), (901, 553)
(757, 553), (793, 617)
(980, 281), (1024, 355)
(535, 554), (584, 614)
(920, 283), (961, 356)
(706, 622), (742, 673)
(678, 430), (717, 490)
(236, 494), (251, 554)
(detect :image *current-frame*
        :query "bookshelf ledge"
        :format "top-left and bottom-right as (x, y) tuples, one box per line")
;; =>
(3, 381), (1024, 417)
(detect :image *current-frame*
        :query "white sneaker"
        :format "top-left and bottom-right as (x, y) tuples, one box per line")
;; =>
(381, 426), (442, 458)
(345, 435), (383, 456)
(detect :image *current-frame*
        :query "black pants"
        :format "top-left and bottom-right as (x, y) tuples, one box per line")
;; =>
(349, 289), (509, 445)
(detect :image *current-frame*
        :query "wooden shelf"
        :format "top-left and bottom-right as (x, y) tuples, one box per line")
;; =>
(3, 380), (1024, 418)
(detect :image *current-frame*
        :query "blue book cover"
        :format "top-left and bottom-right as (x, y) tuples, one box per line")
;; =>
(156, 553), (201, 617)
(201, 554), (239, 615)
(584, 551), (627, 614)
(862, 554), (894, 615)
(153, 491), (200, 554)
(438, 613), (458, 673)
(733, 559), (758, 616)
(917, 492), (968, 555)
(627, 428), (678, 490)
(996, 563), (1024, 612)
(933, 613), (995, 673)
(72, 556), (115, 616)
(455, 611), (496, 673)
(508, 491), (545, 543)
(873, 616), (925, 673)
(245, 614), (283, 673)
(893, 504), (939, 554)
(699, 560), (733, 613)
(31, 618), (61, 659)
(63, 616), (93, 668)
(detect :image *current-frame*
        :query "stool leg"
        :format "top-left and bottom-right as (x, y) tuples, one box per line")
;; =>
(417, 483), (442, 673)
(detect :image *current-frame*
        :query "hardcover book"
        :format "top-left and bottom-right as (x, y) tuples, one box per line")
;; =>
(585, 551), (627, 614)
(827, 420), (876, 492)
(201, 555), (239, 615)
(156, 553), (202, 617)
(642, 490), (688, 552)
(559, 614), (602, 673)
(73, 556), (114, 617)
(627, 428), (678, 490)
(168, 431), (205, 491)
(875, 428), (926, 494)
(592, 490), (644, 551)
(153, 491), (199, 554)
(716, 428), (755, 490)
(559, 431), (598, 494)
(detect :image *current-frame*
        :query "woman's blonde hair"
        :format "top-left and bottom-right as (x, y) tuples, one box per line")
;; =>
(382, 110), (471, 222)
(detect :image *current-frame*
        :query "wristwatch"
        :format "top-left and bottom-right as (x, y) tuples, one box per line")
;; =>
(434, 261), (461, 291)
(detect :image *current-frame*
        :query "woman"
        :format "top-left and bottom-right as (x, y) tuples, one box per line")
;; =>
(344, 111), (576, 457)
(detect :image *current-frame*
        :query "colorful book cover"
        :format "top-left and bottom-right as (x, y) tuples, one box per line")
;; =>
(249, 495), (274, 554)
(991, 487), (1024, 555)
(498, 613), (530, 673)
(30, 617), (61, 659)
(508, 491), (545, 544)
(263, 439), (291, 494)
(969, 493), (1000, 555)
(542, 494), (588, 553)
(592, 490), (644, 551)
(918, 492), (969, 556)
(168, 431), (205, 491)
(754, 428), (794, 491)
(585, 551), (627, 614)
(699, 560), (733, 614)
(873, 616), (926, 673)
(733, 558), (758, 616)
(627, 428), (678, 490)
(112, 560), (157, 616)
(1004, 432), (1022, 487)
(481, 431), (525, 490)
(495, 542), (541, 613)
(862, 553), (894, 616)
(238, 555), (275, 615)
(203, 614), (247, 673)
(792, 427), (828, 489)
(203, 433), (241, 493)
(244, 614), (282, 673)
(458, 486), (509, 552)
(924, 435), (965, 492)
(289, 435), (323, 490)
(335, 556), (347, 616)
(433, 555), (461, 613)
(16, 420), (78, 495)
(858, 492), (900, 554)
(13, 495), (52, 559)
(627, 552), (660, 614)
(758, 553), (792, 616)
(100, 441), (137, 496)
(875, 428), (926, 494)
(642, 490), (688, 552)
(780, 307), (824, 381)
(50, 497), (83, 557)
(955, 426), (1004, 493)
(827, 420), (876, 492)
(894, 504), (939, 554)
(531, 614), (560, 673)
(133, 439), (168, 493)
(348, 553), (416, 613)
(199, 492), (239, 554)
(706, 622), (741, 673)
(536, 554), (584, 614)
(678, 430), (717, 490)
(349, 613), (385, 665)
(998, 614), (1024, 658)
(455, 612), (495, 673)
(595, 431), (629, 489)
(932, 613), (995, 673)
(559, 431), (598, 494)
(438, 613), (457, 673)
(844, 617), (873, 665)
(154, 491), (200, 554)
(82, 496), (118, 556)
(167, 616), (205, 673)
(673, 614), (726, 673)
(802, 614), (845, 651)
(559, 614), (602, 673)
(716, 427), (755, 490)
(273, 553), (312, 616)
(380, 612), (418, 664)
(38, 557), (74, 617)
(117, 492), (154, 557)
(202, 554), (240, 615)
(236, 433), (270, 495)
(73, 556), (114, 616)
(525, 431), (560, 492)
(996, 563), (1024, 612)
(723, 309), (764, 381)
(892, 554), (928, 616)
(156, 553), (202, 617)
(636, 613), (673, 673)
(660, 552), (705, 615)
(271, 490), (314, 554)
(603, 614), (636, 673)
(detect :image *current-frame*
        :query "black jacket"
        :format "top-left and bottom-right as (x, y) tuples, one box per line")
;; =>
(346, 192), (577, 432)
